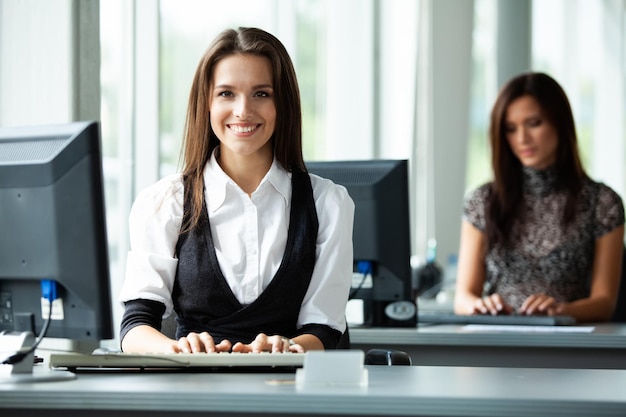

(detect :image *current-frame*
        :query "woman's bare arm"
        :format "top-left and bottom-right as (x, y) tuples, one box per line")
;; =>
(454, 220), (489, 314)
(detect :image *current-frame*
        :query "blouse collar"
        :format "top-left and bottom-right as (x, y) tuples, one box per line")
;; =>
(522, 165), (557, 197)
(204, 147), (290, 212)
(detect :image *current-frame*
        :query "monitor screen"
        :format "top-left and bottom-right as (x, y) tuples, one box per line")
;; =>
(306, 159), (416, 327)
(0, 121), (113, 342)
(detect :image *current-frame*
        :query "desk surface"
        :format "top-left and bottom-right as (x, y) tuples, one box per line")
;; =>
(351, 323), (626, 348)
(350, 323), (626, 369)
(2, 365), (626, 417)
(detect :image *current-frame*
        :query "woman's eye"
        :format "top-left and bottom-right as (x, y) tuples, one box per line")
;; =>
(254, 91), (270, 98)
(218, 91), (233, 97)
(527, 118), (542, 127)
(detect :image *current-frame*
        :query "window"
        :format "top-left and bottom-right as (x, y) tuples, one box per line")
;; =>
(466, 0), (626, 203)
(532, 0), (626, 199)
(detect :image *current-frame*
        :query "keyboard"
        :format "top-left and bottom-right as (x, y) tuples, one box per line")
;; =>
(48, 351), (306, 372)
(417, 311), (576, 326)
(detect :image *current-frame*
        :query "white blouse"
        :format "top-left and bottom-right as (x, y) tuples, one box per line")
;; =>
(119, 151), (355, 333)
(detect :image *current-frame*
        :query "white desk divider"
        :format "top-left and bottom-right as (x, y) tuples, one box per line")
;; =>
(0, 332), (75, 383)
(295, 350), (368, 389)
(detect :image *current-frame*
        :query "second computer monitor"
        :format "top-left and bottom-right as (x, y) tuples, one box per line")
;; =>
(306, 159), (415, 327)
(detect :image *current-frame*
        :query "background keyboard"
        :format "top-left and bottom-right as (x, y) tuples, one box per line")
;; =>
(49, 351), (306, 372)
(417, 311), (576, 326)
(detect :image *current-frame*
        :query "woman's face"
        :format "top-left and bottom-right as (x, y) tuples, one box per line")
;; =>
(504, 95), (559, 170)
(209, 53), (276, 161)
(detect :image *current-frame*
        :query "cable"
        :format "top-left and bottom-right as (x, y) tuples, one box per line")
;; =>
(349, 261), (373, 299)
(1, 280), (56, 366)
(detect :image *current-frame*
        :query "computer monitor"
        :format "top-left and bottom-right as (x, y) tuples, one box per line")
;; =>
(0, 121), (113, 379)
(306, 159), (416, 327)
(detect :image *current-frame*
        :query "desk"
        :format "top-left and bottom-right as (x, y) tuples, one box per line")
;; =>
(350, 323), (626, 369)
(1, 365), (626, 416)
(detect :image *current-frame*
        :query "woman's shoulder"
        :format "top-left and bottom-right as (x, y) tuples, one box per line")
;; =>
(582, 178), (623, 209)
(308, 172), (355, 208)
(462, 182), (493, 230)
(586, 178), (623, 201)
(464, 181), (493, 206)
(132, 173), (185, 217)
(583, 178), (625, 225)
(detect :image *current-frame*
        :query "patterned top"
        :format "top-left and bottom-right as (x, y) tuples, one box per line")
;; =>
(464, 167), (625, 309)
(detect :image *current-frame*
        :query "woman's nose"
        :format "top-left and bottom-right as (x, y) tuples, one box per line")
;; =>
(233, 97), (252, 119)
(515, 127), (529, 144)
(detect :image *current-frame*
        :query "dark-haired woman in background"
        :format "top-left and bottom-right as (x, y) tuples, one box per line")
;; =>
(455, 72), (624, 323)
(119, 27), (354, 353)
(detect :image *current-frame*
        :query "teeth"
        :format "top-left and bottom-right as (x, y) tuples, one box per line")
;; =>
(230, 124), (258, 133)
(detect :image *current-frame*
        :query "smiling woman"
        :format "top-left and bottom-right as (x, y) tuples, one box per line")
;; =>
(118, 27), (355, 355)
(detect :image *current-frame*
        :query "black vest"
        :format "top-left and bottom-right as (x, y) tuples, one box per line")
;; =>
(173, 172), (319, 343)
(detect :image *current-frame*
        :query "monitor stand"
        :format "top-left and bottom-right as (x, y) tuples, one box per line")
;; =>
(0, 331), (75, 383)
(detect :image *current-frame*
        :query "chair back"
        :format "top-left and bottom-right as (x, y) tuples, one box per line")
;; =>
(336, 326), (351, 349)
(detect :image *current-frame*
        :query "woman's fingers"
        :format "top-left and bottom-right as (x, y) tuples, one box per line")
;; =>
(474, 294), (509, 315)
(520, 294), (558, 315)
(177, 331), (217, 353)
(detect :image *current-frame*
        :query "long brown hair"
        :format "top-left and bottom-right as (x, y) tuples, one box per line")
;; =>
(180, 27), (305, 232)
(486, 72), (587, 248)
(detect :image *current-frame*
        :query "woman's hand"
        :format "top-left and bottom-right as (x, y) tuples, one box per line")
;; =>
(471, 293), (514, 315)
(231, 333), (304, 353)
(175, 332), (232, 353)
(519, 294), (563, 316)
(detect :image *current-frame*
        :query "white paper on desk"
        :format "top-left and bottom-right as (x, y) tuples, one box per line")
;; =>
(462, 325), (596, 333)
